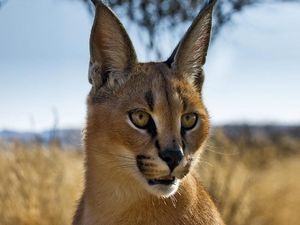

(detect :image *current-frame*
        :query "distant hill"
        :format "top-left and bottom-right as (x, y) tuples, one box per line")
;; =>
(216, 124), (300, 140)
(0, 125), (299, 149)
(0, 129), (82, 147)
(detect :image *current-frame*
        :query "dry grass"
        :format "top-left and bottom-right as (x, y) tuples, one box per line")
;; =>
(0, 129), (299, 225)
(199, 129), (300, 225)
(0, 143), (83, 225)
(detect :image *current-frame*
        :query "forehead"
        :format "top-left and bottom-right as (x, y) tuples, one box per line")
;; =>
(119, 63), (203, 112)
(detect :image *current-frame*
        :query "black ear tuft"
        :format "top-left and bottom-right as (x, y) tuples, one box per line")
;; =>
(91, 0), (101, 7)
(165, 43), (179, 68)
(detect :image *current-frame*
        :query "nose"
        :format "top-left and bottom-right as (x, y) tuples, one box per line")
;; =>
(159, 148), (184, 172)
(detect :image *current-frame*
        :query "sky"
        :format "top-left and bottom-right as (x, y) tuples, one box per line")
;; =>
(0, 0), (299, 131)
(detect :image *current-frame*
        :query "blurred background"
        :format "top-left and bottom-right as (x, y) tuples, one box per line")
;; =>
(0, 0), (299, 225)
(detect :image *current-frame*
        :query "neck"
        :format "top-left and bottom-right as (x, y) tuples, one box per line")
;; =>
(83, 152), (150, 224)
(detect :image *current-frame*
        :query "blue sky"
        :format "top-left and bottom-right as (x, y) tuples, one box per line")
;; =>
(0, 0), (299, 131)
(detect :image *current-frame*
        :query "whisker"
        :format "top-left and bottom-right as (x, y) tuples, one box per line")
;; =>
(198, 159), (214, 168)
(205, 148), (238, 156)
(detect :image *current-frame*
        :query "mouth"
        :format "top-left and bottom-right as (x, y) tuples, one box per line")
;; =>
(147, 175), (176, 186)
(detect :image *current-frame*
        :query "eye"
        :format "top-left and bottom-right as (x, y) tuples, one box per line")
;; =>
(129, 110), (150, 129)
(181, 113), (198, 130)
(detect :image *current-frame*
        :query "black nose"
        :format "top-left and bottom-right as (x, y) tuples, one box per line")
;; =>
(159, 149), (184, 172)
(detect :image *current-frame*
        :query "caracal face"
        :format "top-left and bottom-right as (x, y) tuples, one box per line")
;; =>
(85, 1), (214, 197)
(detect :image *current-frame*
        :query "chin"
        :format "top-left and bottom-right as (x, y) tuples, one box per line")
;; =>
(141, 177), (180, 198)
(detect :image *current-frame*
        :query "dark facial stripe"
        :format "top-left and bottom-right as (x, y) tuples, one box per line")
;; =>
(144, 90), (154, 111)
(181, 128), (187, 138)
(162, 76), (171, 108)
(181, 96), (188, 112)
(155, 140), (161, 151)
(146, 118), (157, 138)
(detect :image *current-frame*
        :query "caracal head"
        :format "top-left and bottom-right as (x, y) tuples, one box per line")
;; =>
(85, 1), (216, 198)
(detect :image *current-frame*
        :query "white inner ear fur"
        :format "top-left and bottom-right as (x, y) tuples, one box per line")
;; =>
(89, 61), (102, 89)
(171, 7), (213, 84)
(89, 61), (129, 91)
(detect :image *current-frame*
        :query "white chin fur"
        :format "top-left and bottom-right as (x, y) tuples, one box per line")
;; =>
(143, 179), (180, 198)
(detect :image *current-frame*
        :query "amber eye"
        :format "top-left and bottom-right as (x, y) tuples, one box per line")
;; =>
(181, 113), (198, 130)
(129, 110), (150, 128)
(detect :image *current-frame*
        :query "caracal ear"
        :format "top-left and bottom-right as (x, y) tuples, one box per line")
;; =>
(166, 0), (216, 91)
(89, 2), (137, 92)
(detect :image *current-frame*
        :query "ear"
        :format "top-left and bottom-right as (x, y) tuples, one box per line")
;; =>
(166, 0), (216, 90)
(89, 2), (137, 91)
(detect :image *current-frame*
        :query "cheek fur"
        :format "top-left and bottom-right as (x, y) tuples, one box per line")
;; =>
(88, 105), (150, 151)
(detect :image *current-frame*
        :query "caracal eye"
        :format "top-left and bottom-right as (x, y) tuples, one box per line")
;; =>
(129, 110), (150, 128)
(181, 113), (198, 130)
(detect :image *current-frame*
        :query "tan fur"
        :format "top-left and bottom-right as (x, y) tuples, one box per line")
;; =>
(73, 1), (225, 224)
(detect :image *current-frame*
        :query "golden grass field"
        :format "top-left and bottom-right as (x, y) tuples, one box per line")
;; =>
(0, 128), (299, 225)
